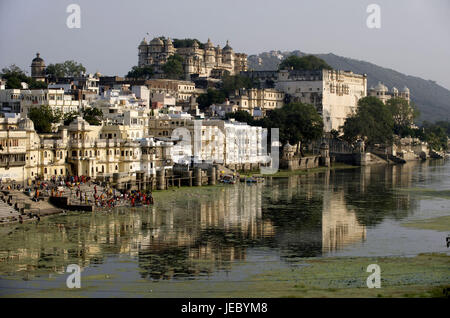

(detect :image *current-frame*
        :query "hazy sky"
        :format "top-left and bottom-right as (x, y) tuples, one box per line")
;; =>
(1, 0), (449, 89)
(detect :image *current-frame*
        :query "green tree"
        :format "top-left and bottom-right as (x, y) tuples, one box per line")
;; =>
(343, 96), (394, 145)
(82, 107), (103, 126)
(28, 106), (62, 133)
(63, 111), (79, 126)
(430, 120), (450, 136)
(45, 63), (66, 79)
(172, 38), (205, 49)
(386, 98), (419, 137)
(62, 60), (86, 76)
(1, 64), (28, 89)
(126, 65), (154, 79)
(279, 55), (332, 71)
(1, 64), (48, 89)
(162, 54), (184, 79)
(45, 60), (86, 79)
(225, 110), (255, 124)
(27, 78), (48, 89)
(258, 102), (323, 154)
(197, 88), (227, 110)
(220, 74), (257, 96)
(421, 121), (449, 151)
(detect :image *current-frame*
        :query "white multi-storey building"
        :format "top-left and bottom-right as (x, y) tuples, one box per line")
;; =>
(275, 69), (367, 132)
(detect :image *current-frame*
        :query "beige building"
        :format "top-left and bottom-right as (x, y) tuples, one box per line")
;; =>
(0, 118), (68, 182)
(145, 79), (196, 103)
(368, 82), (410, 104)
(20, 88), (82, 116)
(228, 88), (285, 116)
(275, 69), (367, 132)
(138, 37), (247, 79)
(67, 117), (173, 179)
(0, 116), (174, 183)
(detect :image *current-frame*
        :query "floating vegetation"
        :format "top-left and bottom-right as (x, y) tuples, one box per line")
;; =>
(402, 216), (450, 232)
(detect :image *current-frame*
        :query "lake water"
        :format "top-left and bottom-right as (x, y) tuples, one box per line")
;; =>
(0, 160), (449, 297)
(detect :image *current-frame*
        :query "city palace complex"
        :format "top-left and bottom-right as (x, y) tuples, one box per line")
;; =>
(0, 36), (412, 184)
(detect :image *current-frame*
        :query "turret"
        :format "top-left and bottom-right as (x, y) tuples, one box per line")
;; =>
(215, 45), (223, 64)
(138, 38), (148, 66)
(165, 37), (175, 54)
(205, 38), (215, 65)
(31, 53), (46, 82)
(223, 40), (234, 67)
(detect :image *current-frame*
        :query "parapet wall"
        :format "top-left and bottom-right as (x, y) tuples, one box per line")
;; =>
(280, 156), (320, 171)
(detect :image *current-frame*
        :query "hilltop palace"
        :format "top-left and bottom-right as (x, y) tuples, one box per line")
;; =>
(138, 37), (248, 79)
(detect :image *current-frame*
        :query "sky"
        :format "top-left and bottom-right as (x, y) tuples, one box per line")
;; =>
(1, 0), (449, 89)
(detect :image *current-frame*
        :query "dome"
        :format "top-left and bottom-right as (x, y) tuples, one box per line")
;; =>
(283, 143), (295, 151)
(150, 37), (164, 46)
(402, 86), (410, 93)
(223, 40), (233, 52)
(18, 118), (35, 131)
(32, 53), (44, 64)
(392, 87), (398, 93)
(31, 53), (45, 67)
(205, 38), (214, 49)
(374, 81), (388, 92)
(139, 38), (148, 46)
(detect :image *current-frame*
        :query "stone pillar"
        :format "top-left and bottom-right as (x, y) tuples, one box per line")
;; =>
(319, 142), (330, 167)
(355, 152), (370, 166)
(215, 165), (221, 181)
(208, 166), (216, 185)
(156, 169), (166, 190)
(194, 167), (202, 186)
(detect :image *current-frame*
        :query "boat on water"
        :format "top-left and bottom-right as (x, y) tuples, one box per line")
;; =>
(220, 174), (237, 184)
(241, 176), (265, 184)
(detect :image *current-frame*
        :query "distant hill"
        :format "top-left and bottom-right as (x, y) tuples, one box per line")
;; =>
(247, 51), (450, 123)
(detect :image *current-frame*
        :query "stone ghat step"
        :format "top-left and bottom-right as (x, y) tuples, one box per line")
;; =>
(0, 201), (18, 216)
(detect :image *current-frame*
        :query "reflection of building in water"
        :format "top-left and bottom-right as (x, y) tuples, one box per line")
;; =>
(1, 162), (425, 279)
(263, 173), (367, 258)
(0, 182), (275, 279)
(322, 190), (366, 253)
(137, 184), (275, 279)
